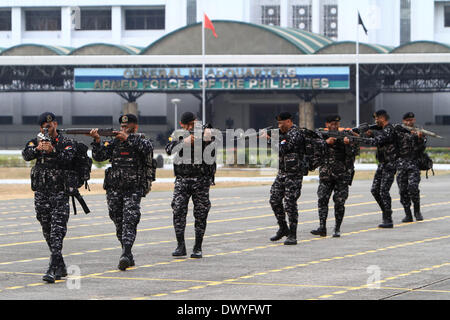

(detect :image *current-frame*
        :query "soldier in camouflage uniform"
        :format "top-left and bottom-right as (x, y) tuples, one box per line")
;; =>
(22, 112), (76, 283)
(263, 112), (307, 245)
(366, 110), (398, 228)
(90, 114), (154, 271)
(395, 112), (426, 222)
(165, 112), (217, 259)
(311, 115), (359, 238)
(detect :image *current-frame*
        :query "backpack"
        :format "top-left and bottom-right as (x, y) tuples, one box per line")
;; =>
(417, 152), (434, 179)
(301, 128), (327, 175)
(70, 141), (92, 214)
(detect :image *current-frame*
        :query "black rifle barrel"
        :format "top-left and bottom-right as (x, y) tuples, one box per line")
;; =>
(60, 128), (118, 136)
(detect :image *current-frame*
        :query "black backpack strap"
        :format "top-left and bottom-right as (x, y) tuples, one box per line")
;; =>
(71, 195), (77, 215)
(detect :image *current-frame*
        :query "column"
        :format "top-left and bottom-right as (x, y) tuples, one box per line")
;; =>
(112, 6), (122, 45)
(122, 102), (138, 116)
(299, 101), (314, 130)
(61, 7), (72, 47)
(280, 0), (289, 27)
(11, 7), (22, 45)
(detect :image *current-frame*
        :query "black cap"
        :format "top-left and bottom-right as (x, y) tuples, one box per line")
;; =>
(180, 112), (196, 124)
(38, 112), (56, 126)
(403, 112), (415, 120)
(276, 112), (292, 121)
(119, 114), (138, 124)
(373, 109), (389, 119)
(326, 115), (341, 123)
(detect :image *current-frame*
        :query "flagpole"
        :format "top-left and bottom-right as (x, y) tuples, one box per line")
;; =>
(355, 13), (360, 128)
(202, 13), (206, 125)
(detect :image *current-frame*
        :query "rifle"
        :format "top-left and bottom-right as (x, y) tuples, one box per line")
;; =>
(316, 129), (373, 144)
(401, 125), (444, 139)
(59, 128), (118, 136)
(37, 127), (51, 142)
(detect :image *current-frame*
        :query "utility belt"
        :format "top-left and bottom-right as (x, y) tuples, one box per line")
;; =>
(281, 152), (305, 175)
(174, 164), (214, 178)
(103, 166), (143, 191)
(30, 165), (78, 193)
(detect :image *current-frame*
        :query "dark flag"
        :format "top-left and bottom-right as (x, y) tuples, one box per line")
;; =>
(358, 12), (368, 35)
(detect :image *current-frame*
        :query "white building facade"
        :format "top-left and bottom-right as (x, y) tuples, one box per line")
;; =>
(0, 0), (449, 147)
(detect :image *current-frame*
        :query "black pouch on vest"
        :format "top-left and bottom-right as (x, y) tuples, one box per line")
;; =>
(284, 153), (300, 174)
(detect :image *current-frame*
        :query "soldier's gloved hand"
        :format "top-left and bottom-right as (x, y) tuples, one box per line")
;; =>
(114, 131), (129, 142)
(204, 128), (212, 142)
(326, 137), (337, 145)
(41, 141), (54, 153)
(36, 141), (46, 151)
(183, 135), (194, 145)
(89, 128), (101, 143)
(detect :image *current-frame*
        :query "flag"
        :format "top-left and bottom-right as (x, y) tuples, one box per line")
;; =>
(358, 12), (368, 35)
(204, 13), (217, 38)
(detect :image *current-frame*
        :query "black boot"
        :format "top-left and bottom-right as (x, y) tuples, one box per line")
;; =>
(270, 220), (290, 241)
(172, 234), (187, 257)
(311, 218), (327, 237)
(402, 207), (413, 223)
(118, 244), (133, 271)
(191, 235), (203, 259)
(378, 210), (394, 228)
(54, 254), (67, 280)
(43, 254), (59, 283)
(414, 203), (423, 221)
(333, 218), (343, 238)
(284, 223), (297, 245)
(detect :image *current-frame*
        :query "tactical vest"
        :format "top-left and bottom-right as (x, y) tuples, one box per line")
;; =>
(376, 124), (398, 164)
(279, 126), (305, 175)
(104, 141), (145, 192)
(30, 137), (71, 192)
(395, 125), (425, 160)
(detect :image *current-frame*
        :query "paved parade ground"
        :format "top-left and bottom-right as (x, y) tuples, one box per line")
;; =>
(0, 175), (450, 303)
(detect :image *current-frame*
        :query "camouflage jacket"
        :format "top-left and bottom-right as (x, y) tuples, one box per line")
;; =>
(92, 133), (154, 193)
(22, 133), (77, 192)
(394, 124), (427, 162)
(165, 128), (217, 179)
(319, 131), (359, 182)
(277, 125), (307, 176)
(367, 123), (398, 164)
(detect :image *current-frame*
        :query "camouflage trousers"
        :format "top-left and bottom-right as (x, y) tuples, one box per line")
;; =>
(317, 178), (349, 225)
(171, 177), (212, 239)
(106, 190), (142, 247)
(396, 159), (421, 210)
(371, 162), (397, 214)
(269, 174), (303, 228)
(34, 191), (70, 256)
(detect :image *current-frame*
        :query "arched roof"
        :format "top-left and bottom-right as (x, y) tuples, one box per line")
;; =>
(316, 41), (393, 54)
(140, 20), (332, 55)
(390, 41), (450, 54)
(70, 43), (141, 55)
(0, 44), (72, 56)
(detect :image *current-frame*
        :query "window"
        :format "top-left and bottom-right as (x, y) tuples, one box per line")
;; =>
(80, 9), (111, 30)
(445, 6), (450, 27)
(72, 116), (112, 125)
(186, 0), (197, 25)
(400, 0), (411, 44)
(23, 116), (62, 125)
(261, 5), (280, 26)
(0, 10), (11, 31)
(25, 9), (61, 31)
(323, 4), (338, 39)
(125, 8), (165, 30)
(292, 5), (312, 31)
(0, 116), (12, 125)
